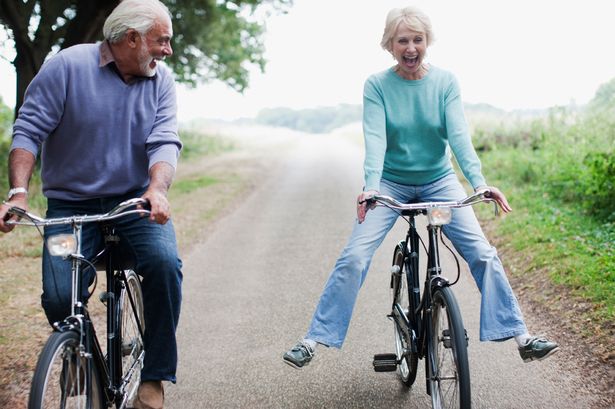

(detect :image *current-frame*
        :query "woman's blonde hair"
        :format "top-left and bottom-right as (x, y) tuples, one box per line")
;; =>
(380, 6), (434, 52)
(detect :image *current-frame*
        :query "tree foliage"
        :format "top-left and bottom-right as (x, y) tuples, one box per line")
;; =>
(588, 77), (615, 111)
(0, 96), (11, 137)
(0, 0), (292, 115)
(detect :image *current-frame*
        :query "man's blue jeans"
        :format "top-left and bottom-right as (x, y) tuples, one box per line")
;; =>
(307, 174), (527, 348)
(41, 189), (183, 383)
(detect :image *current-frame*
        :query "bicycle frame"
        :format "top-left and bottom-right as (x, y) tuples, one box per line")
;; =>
(8, 199), (147, 408)
(393, 210), (450, 362)
(50, 221), (144, 407)
(372, 191), (494, 407)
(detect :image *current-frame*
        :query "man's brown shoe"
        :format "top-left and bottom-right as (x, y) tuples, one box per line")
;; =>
(133, 381), (164, 409)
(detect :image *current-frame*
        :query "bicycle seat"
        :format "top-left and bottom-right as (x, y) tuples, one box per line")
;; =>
(92, 246), (137, 271)
(401, 208), (426, 217)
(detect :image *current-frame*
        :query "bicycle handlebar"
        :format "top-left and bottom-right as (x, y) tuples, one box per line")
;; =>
(6, 198), (151, 227)
(365, 189), (496, 211)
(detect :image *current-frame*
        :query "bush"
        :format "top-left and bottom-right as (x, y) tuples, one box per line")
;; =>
(471, 100), (614, 222)
(581, 151), (615, 220)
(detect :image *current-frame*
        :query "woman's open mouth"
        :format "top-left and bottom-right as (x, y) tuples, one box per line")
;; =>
(403, 55), (419, 67)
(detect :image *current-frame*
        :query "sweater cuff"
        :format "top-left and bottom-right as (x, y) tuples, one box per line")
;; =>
(10, 134), (40, 157)
(470, 175), (487, 191)
(364, 173), (381, 192)
(148, 145), (179, 170)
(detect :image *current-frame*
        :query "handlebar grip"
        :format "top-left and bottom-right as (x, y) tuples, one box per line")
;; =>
(7, 205), (28, 218)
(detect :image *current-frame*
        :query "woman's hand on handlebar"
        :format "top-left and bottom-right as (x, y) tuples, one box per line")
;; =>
(357, 190), (379, 224)
(476, 185), (512, 213)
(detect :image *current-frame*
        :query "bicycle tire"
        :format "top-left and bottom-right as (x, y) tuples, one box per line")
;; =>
(118, 270), (145, 407)
(427, 286), (471, 409)
(391, 244), (419, 387)
(28, 330), (105, 409)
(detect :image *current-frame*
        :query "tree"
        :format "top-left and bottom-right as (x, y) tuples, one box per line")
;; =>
(589, 77), (615, 111)
(0, 0), (292, 116)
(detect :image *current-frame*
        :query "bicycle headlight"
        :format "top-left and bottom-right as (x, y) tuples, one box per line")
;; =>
(47, 234), (77, 257)
(427, 207), (452, 226)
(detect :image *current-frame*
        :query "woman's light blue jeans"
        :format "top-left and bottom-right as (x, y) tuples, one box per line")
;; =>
(306, 174), (527, 347)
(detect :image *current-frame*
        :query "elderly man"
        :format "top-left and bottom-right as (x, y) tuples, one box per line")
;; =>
(0, 1), (182, 407)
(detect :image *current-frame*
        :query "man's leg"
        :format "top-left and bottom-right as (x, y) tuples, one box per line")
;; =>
(115, 213), (183, 383)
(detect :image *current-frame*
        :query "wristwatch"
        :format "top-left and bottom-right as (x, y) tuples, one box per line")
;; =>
(7, 187), (28, 200)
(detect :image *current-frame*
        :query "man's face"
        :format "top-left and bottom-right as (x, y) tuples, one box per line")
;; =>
(136, 18), (173, 77)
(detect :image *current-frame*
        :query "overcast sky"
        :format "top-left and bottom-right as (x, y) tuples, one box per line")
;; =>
(2, 0), (615, 122)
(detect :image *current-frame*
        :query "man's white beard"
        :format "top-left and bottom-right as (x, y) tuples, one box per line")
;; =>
(138, 41), (156, 77)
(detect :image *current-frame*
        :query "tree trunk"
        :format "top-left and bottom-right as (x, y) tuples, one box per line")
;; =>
(12, 40), (47, 120)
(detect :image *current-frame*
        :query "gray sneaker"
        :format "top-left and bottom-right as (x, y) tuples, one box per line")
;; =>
(518, 337), (559, 362)
(283, 341), (315, 369)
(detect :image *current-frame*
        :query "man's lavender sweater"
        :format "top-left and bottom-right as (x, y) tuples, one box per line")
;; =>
(11, 42), (182, 201)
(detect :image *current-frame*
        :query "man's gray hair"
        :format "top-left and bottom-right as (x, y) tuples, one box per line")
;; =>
(103, 0), (172, 43)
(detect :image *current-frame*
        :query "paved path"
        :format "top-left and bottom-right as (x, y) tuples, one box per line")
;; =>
(165, 128), (597, 408)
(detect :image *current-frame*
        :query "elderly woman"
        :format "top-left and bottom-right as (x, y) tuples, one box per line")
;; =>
(283, 6), (558, 368)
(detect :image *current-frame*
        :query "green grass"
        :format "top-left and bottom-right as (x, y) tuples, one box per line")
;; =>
(484, 185), (613, 320)
(171, 175), (220, 195)
(179, 129), (235, 160)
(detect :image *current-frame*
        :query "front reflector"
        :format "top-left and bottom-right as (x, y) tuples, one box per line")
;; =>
(47, 234), (77, 257)
(427, 207), (452, 226)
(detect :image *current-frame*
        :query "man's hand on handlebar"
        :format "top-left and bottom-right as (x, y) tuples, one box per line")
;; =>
(357, 190), (379, 224)
(141, 188), (171, 225)
(0, 196), (28, 233)
(475, 185), (512, 213)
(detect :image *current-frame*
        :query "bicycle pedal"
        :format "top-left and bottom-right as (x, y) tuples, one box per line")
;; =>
(373, 353), (398, 372)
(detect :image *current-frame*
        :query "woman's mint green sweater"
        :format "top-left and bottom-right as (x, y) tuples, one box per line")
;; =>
(362, 66), (486, 192)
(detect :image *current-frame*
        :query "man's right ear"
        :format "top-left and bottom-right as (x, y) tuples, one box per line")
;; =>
(126, 29), (139, 48)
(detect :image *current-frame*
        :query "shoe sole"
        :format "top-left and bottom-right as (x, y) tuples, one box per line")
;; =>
(283, 356), (308, 369)
(522, 346), (560, 363)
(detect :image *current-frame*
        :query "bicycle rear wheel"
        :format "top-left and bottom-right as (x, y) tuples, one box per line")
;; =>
(119, 270), (145, 406)
(391, 244), (418, 386)
(28, 330), (105, 409)
(428, 286), (471, 409)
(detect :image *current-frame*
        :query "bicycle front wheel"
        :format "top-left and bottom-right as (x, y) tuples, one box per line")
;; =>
(428, 286), (471, 409)
(28, 330), (105, 409)
(119, 270), (145, 406)
(391, 244), (418, 386)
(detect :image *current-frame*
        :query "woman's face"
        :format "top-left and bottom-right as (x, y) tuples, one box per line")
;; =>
(391, 25), (427, 80)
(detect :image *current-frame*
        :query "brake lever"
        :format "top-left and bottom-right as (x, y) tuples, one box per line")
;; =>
(6, 205), (28, 219)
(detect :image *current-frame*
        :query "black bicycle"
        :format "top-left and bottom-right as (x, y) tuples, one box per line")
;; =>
(370, 190), (496, 409)
(7, 198), (148, 409)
